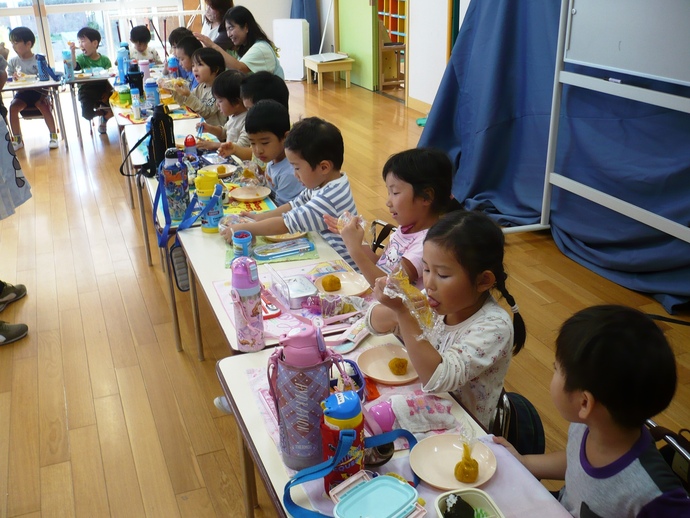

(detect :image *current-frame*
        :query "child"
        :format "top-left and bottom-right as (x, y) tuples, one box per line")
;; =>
(494, 305), (690, 517)
(7, 27), (59, 150)
(243, 99), (303, 205)
(129, 25), (161, 64)
(221, 116), (358, 269)
(0, 42), (8, 121)
(325, 148), (457, 288)
(239, 70), (289, 110)
(173, 36), (202, 79)
(165, 28), (197, 88)
(366, 210), (526, 428)
(70, 27), (113, 135)
(195, 69), (251, 160)
(171, 47), (227, 127)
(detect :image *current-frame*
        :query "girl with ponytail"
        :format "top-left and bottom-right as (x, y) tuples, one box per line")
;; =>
(366, 210), (525, 428)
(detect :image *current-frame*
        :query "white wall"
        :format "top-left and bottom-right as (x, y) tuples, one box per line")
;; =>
(237, 0), (291, 40)
(407, 0), (450, 110)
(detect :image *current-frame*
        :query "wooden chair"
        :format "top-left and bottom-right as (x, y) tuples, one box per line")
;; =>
(378, 20), (405, 90)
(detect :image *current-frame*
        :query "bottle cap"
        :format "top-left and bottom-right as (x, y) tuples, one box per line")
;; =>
(131, 87), (140, 95)
(184, 135), (196, 147)
(322, 391), (362, 426)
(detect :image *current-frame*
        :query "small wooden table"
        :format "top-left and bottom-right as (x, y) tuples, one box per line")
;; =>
(303, 56), (355, 91)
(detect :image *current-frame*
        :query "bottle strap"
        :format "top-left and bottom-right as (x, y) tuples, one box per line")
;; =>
(283, 428), (419, 517)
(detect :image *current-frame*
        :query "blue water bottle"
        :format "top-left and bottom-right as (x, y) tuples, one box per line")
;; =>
(61, 50), (74, 80)
(117, 43), (129, 85)
(167, 56), (179, 78)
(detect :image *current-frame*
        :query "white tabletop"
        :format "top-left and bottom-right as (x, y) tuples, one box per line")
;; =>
(179, 227), (344, 351)
(4, 78), (61, 92)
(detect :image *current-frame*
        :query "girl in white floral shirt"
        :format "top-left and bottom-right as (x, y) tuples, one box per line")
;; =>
(366, 210), (526, 428)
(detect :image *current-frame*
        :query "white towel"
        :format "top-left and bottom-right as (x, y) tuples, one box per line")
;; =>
(389, 394), (457, 433)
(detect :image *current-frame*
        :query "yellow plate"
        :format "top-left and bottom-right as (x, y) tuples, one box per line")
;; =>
(356, 344), (417, 385)
(409, 435), (497, 491)
(264, 231), (307, 243)
(314, 271), (370, 297)
(230, 186), (271, 202)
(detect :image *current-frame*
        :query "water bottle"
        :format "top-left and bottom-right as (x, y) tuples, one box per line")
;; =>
(144, 78), (160, 108)
(183, 135), (197, 157)
(231, 256), (265, 352)
(126, 61), (144, 98)
(280, 326), (325, 367)
(139, 59), (150, 81)
(117, 43), (129, 85)
(131, 87), (141, 119)
(167, 55), (179, 78)
(161, 148), (189, 220)
(36, 54), (50, 81)
(321, 391), (365, 492)
(61, 49), (74, 80)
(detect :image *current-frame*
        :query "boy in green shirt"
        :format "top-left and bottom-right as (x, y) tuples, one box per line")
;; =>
(69, 27), (113, 134)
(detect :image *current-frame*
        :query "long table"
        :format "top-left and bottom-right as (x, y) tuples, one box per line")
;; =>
(217, 347), (572, 518)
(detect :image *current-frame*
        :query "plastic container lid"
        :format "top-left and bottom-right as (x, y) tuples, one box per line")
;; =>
(131, 88), (140, 95)
(333, 476), (418, 518)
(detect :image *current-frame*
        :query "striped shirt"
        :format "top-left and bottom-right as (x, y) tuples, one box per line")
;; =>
(282, 173), (357, 269)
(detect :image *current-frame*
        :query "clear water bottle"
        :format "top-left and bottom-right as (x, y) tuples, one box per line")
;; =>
(117, 43), (129, 85)
(131, 87), (141, 119)
(61, 49), (74, 80)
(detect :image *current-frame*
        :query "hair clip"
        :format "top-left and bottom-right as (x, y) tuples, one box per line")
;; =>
(511, 304), (520, 314)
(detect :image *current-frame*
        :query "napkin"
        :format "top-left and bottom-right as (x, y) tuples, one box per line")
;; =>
(390, 393), (457, 433)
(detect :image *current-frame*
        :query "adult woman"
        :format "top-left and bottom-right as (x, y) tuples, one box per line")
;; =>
(195, 6), (284, 78)
(201, 0), (233, 45)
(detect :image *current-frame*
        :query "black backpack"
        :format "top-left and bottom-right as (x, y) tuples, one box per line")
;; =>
(120, 104), (174, 178)
(492, 390), (546, 455)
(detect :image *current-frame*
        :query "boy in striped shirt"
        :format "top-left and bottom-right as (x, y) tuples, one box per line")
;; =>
(222, 117), (358, 268)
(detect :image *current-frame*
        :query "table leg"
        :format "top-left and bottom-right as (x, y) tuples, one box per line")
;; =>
(70, 84), (83, 144)
(188, 266), (204, 361)
(136, 174), (153, 266)
(164, 245), (183, 352)
(51, 87), (68, 151)
(306, 67), (313, 84)
(345, 70), (351, 88)
(317, 72), (324, 91)
(240, 436), (258, 517)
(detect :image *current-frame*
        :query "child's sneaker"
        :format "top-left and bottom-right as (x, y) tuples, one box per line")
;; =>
(0, 282), (27, 312)
(98, 116), (107, 134)
(12, 136), (23, 151)
(49, 133), (59, 149)
(213, 396), (233, 414)
(0, 321), (29, 345)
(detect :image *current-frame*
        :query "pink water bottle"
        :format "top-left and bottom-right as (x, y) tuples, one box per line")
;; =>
(231, 256), (265, 352)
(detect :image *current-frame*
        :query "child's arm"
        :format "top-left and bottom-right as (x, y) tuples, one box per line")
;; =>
(68, 42), (77, 69)
(195, 121), (223, 150)
(371, 277), (443, 383)
(324, 214), (382, 286)
(492, 437), (567, 480)
(220, 216), (289, 242)
(218, 141), (253, 161)
(172, 84), (220, 119)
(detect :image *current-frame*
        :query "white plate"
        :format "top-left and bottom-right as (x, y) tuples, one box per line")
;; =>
(356, 344), (418, 385)
(410, 436), (497, 490)
(230, 186), (271, 202)
(314, 271), (370, 297)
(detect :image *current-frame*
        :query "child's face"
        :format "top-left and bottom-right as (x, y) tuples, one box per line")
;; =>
(249, 132), (285, 164)
(132, 41), (148, 54)
(216, 96), (245, 117)
(11, 39), (32, 59)
(176, 49), (193, 72)
(285, 149), (330, 189)
(384, 172), (430, 228)
(79, 37), (99, 58)
(422, 241), (489, 326)
(192, 59), (215, 85)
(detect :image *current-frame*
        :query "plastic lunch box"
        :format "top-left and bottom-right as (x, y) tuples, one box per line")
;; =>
(330, 471), (426, 518)
(330, 359), (366, 401)
(435, 488), (505, 518)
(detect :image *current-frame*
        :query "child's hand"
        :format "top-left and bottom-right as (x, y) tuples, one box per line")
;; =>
(239, 211), (256, 219)
(492, 436), (525, 465)
(196, 139), (219, 151)
(218, 141), (235, 157)
(338, 217), (365, 249)
(195, 121), (208, 133)
(68, 41), (76, 52)
(373, 276), (406, 312)
(323, 214), (340, 233)
(220, 225), (233, 243)
(173, 83), (191, 97)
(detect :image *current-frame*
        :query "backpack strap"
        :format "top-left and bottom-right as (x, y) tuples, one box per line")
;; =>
(283, 428), (419, 517)
(119, 130), (152, 177)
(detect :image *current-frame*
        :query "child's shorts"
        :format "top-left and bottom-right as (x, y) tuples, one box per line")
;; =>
(12, 89), (49, 107)
(78, 81), (113, 120)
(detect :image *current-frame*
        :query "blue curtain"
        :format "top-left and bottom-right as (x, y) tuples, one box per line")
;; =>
(291, 0), (321, 55)
(419, 0), (690, 313)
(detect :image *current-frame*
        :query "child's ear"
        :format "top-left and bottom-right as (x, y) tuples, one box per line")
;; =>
(578, 390), (596, 420)
(318, 160), (334, 174)
(281, 130), (289, 141)
(476, 270), (496, 294)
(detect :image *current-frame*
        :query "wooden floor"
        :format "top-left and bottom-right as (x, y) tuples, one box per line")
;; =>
(1, 75), (688, 517)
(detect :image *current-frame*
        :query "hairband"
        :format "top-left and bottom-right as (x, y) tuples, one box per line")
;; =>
(511, 304), (519, 314)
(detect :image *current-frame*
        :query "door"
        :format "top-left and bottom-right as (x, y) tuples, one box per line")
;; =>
(338, 0), (378, 91)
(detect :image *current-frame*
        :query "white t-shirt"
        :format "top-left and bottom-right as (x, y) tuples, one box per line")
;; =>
(221, 111), (249, 147)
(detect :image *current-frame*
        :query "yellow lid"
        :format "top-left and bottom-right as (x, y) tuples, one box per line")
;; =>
(324, 413), (363, 430)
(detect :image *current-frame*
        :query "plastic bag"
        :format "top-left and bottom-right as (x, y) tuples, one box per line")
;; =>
(383, 265), (437, 340)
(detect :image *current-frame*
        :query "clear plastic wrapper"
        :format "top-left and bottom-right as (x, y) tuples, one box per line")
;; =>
(383, 265), (437, 341)
(337, 211), (375, 245)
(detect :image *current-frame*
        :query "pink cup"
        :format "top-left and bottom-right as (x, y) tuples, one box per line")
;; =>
(368, 400), (396, 433)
